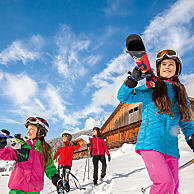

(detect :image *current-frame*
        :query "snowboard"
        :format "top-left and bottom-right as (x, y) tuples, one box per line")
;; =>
(126, 34), (156, 87)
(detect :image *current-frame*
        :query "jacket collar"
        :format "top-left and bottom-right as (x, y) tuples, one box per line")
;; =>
(24, 139), (41, 149)
(93, 135), (100, 139)
(63, 141), (70, 146)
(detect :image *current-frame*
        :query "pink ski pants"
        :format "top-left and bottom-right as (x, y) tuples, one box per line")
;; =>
(140, 150), (179, 194)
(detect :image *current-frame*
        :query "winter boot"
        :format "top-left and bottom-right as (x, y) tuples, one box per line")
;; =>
(93, 179), (98, 185)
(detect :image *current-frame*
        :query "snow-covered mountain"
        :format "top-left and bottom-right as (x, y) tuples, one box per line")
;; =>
(0, 135), (194, 194)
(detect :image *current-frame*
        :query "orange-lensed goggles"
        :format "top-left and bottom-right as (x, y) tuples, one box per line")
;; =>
(24, 117), (49, 131)
(156, 49), (177, 60)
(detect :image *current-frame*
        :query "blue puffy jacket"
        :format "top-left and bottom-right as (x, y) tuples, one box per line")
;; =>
(117, 82), (194, 159)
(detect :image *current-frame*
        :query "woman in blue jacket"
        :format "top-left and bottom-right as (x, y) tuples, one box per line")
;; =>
(117, 49), (194, 194)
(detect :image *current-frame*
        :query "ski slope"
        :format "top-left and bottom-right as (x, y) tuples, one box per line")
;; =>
(0, 138), (194, 194)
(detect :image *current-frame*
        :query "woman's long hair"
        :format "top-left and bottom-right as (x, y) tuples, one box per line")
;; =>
(38, 137), (53, 167)
(152, 77), (191, 121)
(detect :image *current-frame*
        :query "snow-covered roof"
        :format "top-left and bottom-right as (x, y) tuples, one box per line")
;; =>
(75, 135), (92, 143)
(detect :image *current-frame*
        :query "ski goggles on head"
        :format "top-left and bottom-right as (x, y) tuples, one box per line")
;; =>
(24, 117), (49, 131)
(156, 49), (177, 60)
(62, 133), (71, 137)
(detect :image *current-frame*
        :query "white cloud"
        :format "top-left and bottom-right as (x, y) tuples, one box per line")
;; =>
(78, 52), (130, 118)
(3, 73), (38, 104)
(0, 35), (44, 65)
(0, 70), (3, 80)
(43, 84), (66, 118)
(41, 84), (81, 127)
(85, 55), (102, 66)
(104, 0), (131, 16)
(53, 25), (101, 80)
(75, 0), (194, 125)
(87, 53), (129, 89)
(34, 98), (46, 111)
(29, 34), (45, 50)
(84, 117), (101, 130)
(0, 73), (76, 128)
(142, 0), (194, 65)
(54, 25), (87, 78)
(0, 117), (21, 124)
(181, 73), (194, 97)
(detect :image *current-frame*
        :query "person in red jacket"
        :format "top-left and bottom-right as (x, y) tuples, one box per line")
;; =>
(53, 132), (80, 191)
(88, 127), (111, 185)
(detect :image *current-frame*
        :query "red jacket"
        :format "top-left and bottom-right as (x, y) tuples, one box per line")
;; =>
(89, 136), (110, 156)
(53, 141), (80, 166)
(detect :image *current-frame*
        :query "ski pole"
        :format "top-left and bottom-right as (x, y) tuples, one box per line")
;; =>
(178, 158), (194, 170)
(87, 147), (90, 180)
(141, 158), (194, 193)
(88, 157), (89, 180)
(83, 157), (87, 182)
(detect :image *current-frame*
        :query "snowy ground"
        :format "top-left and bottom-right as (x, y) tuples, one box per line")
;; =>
(0, 138), (194, 194)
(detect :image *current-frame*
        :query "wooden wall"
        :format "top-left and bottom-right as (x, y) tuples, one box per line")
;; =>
(73, 138), (89, 159)
(105, 121), (141, 149)
(102, 103), (142, 134)
(73, 150), (89, 160)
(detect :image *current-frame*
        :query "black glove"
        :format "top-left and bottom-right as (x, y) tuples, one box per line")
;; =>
(124, 67), (153, 88)
(90, 150), (93, 158)
(0, 129), (10, 149)
(124, 67), (143, 88)
(87, 143), (91, 147)
(69, 141), (77, 146)
(187, 135), (194, 152)
(51, 174), (62, 187)
(108, 155), (111, 162)
(14, 133), (25, 141)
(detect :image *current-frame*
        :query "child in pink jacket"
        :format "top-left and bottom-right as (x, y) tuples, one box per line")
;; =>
(0, 117), (68, 194)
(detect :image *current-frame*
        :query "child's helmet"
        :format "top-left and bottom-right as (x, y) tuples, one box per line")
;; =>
(24, 117), (49, 138)
(156, 49), (182, 77)
(61, 132), (72, 141)
(93, 126), (101, 136)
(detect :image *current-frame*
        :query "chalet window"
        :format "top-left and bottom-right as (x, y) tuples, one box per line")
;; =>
(134, 107), (138, 112)
(129, 107), (138, 114)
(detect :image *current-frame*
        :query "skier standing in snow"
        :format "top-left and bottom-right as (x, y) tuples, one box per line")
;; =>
(53, 132), (80, 192)
(88, 127), (111, 185)
(117, 49), (194, 194)
(0, 117), (66, 194)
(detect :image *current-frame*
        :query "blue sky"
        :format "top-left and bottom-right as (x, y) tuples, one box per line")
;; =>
(0, 0), (194, 140)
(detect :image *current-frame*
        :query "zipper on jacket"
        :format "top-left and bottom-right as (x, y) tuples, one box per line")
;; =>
(164, 114), (167, 154)
(142, 117), (149, 149)
(97, 138), (99, 155)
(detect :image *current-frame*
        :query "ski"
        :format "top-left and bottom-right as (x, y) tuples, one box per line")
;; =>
(126, 34), (156, 87)
(141, 158), (194, 193)
(0, 131), (26, 145)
